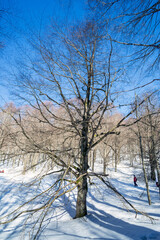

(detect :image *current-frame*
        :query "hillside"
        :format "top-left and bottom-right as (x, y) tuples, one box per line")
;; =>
(0, 161), (160, 240)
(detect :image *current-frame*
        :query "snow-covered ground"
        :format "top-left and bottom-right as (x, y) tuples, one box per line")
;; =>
(0, 161), (160, 240)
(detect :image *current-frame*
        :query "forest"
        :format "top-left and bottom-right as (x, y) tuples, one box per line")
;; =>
(0, 0), (160, 239)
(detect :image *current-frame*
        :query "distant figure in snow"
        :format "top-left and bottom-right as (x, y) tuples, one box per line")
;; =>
(133, 175), (138, 186)
(156, 182), (159, 187)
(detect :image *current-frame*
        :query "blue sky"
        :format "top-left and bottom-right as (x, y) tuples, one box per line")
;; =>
(0, 0), (159, 108)
(0, 0), (87, 104)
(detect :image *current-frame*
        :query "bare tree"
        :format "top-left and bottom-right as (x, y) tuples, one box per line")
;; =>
(135, 97), (152, 205)
(5, 18), (151, 218)
(137, 97), (160, 190)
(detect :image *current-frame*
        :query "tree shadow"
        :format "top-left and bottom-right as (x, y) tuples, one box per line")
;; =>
(0, 173), (77, 239)
(1, 172), (160, 240)
(42, 202), (160, 240)
(87, 207), (160, 240)
(88, 186), (160, 219)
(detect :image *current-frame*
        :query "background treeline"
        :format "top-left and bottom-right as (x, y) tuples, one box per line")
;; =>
(0, 96), (159, 182)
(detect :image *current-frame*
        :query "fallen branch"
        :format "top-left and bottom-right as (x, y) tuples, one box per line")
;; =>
(91, 171), (155, 222)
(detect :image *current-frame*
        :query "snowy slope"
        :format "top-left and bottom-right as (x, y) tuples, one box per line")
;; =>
(0, 162), (160, 240)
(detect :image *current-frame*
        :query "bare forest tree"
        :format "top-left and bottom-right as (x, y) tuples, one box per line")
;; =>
(2, 18), (152, 220)
(142, 98), (160, 182)
(125, 95), (160, 203)
(9, 20), (125, 219)
(135, 97), (152, 205)
(98, 113), (127, 172)
(0, 103), (20, 163)
(125, 129), (140, 167)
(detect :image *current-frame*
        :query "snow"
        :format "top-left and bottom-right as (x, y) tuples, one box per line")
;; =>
(0, 162), (160, 240)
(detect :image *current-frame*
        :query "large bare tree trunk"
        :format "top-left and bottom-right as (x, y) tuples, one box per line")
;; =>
(114, 149), (118, 172)
(139, 136), (151, 205)
(149, 151), (157, 181)
(135, 99), (151, 205)
(75, 174), (88, 218)
(92, 149), (96, 172)
(103, 149), (107, 175)
(148, 114), (158, 181)
(75, 152), (88, 218)
(75, 116), (89, 218)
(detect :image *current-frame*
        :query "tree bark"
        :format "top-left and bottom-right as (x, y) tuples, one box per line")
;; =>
(92, 149), (96, 172)
(139, 136), (151, 205)
(75, 108), (89, 218)
(149, 151), (157, 181)
(75, 143), (89, 218)
(135, 99), (151, 205)
(148, 126), (158, 181)
(75, 174), (88, 218)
